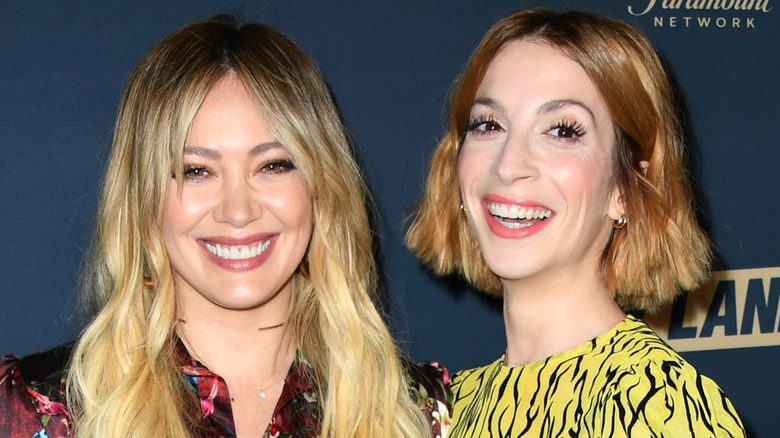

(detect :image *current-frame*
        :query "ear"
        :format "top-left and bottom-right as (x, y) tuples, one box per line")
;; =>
(607, 185), (624, 222)
(639, 160), (649, 176)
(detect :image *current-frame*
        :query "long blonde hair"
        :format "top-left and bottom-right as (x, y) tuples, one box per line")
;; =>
(69, 15), (429, 437)
(406, 8), (711, 312)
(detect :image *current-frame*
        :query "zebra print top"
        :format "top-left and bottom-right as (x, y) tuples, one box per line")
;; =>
(450, 315), (745, 437)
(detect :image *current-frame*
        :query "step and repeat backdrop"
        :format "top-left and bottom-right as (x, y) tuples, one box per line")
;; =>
(2, 1), (777, 435)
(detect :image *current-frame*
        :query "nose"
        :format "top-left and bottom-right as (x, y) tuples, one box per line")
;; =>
(213, 175), (261, 228)
(494, 133), (537, 185)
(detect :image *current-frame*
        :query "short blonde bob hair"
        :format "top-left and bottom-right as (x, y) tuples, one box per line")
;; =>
(406, 8), (711, 312)
(69, 15), (429, 438)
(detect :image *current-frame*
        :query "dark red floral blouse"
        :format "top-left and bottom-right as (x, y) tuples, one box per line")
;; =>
(0, 341), (451, 438)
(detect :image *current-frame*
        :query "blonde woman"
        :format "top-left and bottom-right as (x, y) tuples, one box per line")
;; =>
(0, 15), (450, 437)
(407, 8), (743, 437)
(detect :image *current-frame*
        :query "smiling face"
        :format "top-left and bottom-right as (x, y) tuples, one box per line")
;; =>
(457, 40), (623, 288)
(161, 75), (313, 316)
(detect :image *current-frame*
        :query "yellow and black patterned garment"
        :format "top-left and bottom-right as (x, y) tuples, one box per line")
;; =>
(450, 316), (745, 437)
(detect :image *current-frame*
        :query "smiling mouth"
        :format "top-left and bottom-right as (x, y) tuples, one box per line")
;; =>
(204, 240), (271, 260)
(486, 202), (552, 229)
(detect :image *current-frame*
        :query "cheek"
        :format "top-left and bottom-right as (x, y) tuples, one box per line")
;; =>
(160, 185), (207, 240)
(551, 154), (614, 206)
(160, 184), (184, 239)
(457, 147), (483, 190)
(274, 180), (313, 232)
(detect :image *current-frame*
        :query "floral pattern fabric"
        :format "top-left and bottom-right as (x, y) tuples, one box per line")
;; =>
(0, 340), (451, 438)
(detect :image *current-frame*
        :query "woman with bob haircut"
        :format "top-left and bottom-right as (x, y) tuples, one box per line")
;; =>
(0, 15), (450, 438)
(407, 7), (743, 437)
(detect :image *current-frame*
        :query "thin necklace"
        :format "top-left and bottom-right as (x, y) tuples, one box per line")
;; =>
(177, 318), (289, 399)
(229, 375), (288, 401)
(259, 376), (287, 398)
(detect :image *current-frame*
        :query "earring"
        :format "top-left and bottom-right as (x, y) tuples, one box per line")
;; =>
(459, 204), (465, 211)
(299, 258), (310, 280)
(612, 214), (627, 229)
(142, 276), (154, 287)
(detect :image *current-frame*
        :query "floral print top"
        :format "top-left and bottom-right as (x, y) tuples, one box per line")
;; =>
(0, 341), (451, 438)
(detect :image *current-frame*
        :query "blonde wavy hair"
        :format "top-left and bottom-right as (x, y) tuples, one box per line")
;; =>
(406, 8), (711, 312)
(68, 15), (429, 437)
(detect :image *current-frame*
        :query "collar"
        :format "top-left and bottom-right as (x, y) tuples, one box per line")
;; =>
(174, 337), (317, 421)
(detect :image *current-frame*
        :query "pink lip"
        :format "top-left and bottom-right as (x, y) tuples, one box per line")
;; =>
(198, 233), (276, 272)
(481, 194), (553, 239)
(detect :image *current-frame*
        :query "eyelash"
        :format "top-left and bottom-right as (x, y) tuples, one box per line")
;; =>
(547, 120), (586, 139)
(181, 165), (209, 180)
(465, 117), (586, 142)
(465, 116), (504, 134)
(175, 159), (296, 181)
(261, 159), (296, 174)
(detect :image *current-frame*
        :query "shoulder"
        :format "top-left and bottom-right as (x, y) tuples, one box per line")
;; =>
(598, 317), (745, 436)
(450, 355), (503, 395)
(405, 360), (452, 436)
(17, 342), (73, 398)
(0, 342), (74, 436)
(405, 360), (451, 406)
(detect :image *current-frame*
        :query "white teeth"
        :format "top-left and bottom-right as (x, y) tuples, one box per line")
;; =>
(486, 202), (552, 220)
(495, 218), (531, 229)
(205, 240), (271, 260)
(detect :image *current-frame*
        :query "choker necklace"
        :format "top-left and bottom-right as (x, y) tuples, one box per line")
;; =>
(177, 319), (285, 331)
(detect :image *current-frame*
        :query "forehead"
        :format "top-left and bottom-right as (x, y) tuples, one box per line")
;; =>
(476, 39), (608, 117)
(186, 75), (275, 145)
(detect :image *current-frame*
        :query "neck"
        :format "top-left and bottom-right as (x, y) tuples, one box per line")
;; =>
(501, 267), (625, 367)
(175, 294), (296, 383)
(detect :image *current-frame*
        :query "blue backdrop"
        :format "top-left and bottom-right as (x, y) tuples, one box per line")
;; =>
(1, 1), (777, 436)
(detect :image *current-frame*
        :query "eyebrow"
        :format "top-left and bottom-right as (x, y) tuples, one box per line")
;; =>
(537, 99), (596, 124)
(472, 97), (505, 112)
(183, 141), (284, 158)
(471, 97), (597, 125)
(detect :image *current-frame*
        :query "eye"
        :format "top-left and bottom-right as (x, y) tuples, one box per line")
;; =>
(180, 165), (210, 181)
(466, 117), (504, 134)
(547, 121), (585, 139)
(261, 159), (296, 174)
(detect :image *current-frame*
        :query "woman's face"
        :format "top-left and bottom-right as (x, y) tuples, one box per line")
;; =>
(458, 40), (622, 286)
(162, 75), (312, 316)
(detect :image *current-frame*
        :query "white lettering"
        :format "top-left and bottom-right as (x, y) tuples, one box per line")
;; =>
(735, 0), (755, 9)
(632, 0), (771, 13)
(698, 15), (712, 25)
(748, 16), (756, 25)
(717, 16), (728, 25)
(686, 0), (703, 9)
(629, 0), (657, 15)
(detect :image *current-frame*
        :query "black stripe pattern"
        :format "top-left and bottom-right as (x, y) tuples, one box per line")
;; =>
(450, 316), (745, 437)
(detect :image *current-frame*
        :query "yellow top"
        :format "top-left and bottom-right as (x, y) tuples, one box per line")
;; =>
(450, 315), (745, 438)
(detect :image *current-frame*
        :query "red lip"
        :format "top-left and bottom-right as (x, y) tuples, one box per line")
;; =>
(198, 234), (276, 272)
(481, 195), (553, 239)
